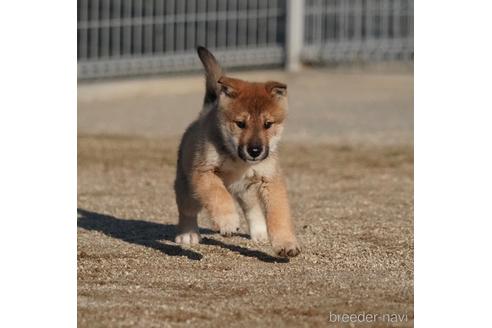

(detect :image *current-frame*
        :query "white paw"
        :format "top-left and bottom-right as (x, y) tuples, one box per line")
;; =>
(214, 213), (240, 237)
(244, 205), (268, 242)
(219, 221), (240, 237)
(250, 228), (269, 242)
(175, 231), (201, 244)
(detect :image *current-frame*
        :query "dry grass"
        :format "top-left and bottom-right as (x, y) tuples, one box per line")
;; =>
(78, 135), (413, 327)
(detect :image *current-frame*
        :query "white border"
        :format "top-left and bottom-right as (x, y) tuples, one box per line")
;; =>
(1, 0), (492, 326)
(0, 2), (76, 327)
(416, 1), (492, 326)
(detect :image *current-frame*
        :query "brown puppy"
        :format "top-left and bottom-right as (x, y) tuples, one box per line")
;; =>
(174, 47), (300, 257)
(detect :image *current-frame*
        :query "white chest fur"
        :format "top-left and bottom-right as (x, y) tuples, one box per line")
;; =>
(217, 157), (276, 196)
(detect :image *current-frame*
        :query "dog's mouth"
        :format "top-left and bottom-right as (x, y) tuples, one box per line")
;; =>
(245, 158), (263, 164)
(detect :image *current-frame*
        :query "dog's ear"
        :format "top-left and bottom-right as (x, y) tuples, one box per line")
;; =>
(218, 76), (240, 98)
(197, 46), (223, 105)
(265, 81), (287, 98)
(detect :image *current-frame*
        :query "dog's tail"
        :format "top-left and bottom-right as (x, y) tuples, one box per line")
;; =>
(197, 46), (223, 106)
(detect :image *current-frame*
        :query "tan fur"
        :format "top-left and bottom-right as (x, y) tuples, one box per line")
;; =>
(174, 47), (300, 257)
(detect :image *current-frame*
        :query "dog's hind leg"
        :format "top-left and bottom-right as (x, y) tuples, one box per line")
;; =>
(174, 174), (202, 244)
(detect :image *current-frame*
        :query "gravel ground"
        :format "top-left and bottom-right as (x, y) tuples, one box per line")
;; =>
(78, 67), (413, 327)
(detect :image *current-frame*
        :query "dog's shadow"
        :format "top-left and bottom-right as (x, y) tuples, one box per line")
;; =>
(77, 208), (288, 263)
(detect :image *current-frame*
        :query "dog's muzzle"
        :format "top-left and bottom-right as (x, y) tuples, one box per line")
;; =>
(238, 144), (269, 162)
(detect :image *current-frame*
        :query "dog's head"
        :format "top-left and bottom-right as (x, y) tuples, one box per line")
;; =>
(197, 47), (288, 163)
(217, 77), (287, 163)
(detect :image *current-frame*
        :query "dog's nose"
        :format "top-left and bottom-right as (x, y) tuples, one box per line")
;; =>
(247, 145), (263, 158)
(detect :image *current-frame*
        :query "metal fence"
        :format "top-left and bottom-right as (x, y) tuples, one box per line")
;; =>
(77, 0), (286, 79)
(303, 0), (414, 62)
(78, 0), (413, 79)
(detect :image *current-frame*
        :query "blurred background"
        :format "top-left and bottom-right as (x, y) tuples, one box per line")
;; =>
(78, 0), (414, 144)
(78, 0), (413, 78)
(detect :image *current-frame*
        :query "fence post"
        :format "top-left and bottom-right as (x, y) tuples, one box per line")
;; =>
(286, 0), (304, 71)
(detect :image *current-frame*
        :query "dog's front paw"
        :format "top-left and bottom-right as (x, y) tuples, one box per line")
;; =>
(213, 213), (240, 237)
(175, 231), (201, 244)
(219, 221), (240, 237)
(250, 229), (269, 242)
(248, 218), (269, 242)
(272, 240), (301, 257)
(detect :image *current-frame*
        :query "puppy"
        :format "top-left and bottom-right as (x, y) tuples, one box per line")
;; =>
(174, 47), (300, 257)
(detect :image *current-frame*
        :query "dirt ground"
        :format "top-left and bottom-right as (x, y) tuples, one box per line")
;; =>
(78, 67), (413, 327)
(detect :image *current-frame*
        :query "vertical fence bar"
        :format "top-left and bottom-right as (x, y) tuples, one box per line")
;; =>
(286, 0), (304, 71)
(111, 0), (121, 57)
(186, 0), (197, 51)
(340, 0), (349, 58)
(316, 0), (324, 48)
(165, 0), (175, 53)
(247, 0), (257, 47)
(257, 0), (267, 46)
(196, 0), (205, 47)
(79, 0), (89, 59)
(144, 0), (154, 55)
(154, 0), (164, 53)
(133, 0), (143, 55)
(207, 0), (217, 48)
(381, 0), (389, 58)
(357, 0), (364, 55)
(267, 0), (277, 45)
(339, 0), (345, 43)
(123, 0), (132, 56)
(364, 0), (373, 58)
(100, 0), (110, 58)
(226, 0), (237, 47)
(90, 0), (100, 59)
(217, 0), (227, 49)
(237, 0), (247, 47)
(175, 0), (185, 51)
(354, 0), (362, 51)
(305, 0), (313, 46)
(407, 0), (414, 59)
(393, 0), (400, 41)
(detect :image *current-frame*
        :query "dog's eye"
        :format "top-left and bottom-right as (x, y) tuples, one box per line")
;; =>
(264, 122), (273, 129)
(235, 121), (246, 129)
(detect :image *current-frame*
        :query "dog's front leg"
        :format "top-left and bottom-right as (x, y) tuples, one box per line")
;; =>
(191, 170), (240, 236)
(259, 175), (301, 257)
